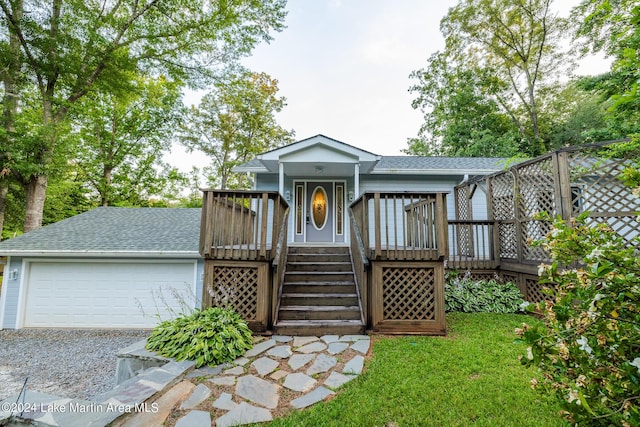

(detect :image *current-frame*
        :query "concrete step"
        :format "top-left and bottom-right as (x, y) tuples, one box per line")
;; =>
(278, 305), (362, 321)
(280, 293), (359, 306)
(274, 319), (365, 336)
(285, 261), (353, 272)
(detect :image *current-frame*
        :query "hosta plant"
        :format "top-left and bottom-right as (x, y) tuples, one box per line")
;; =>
(518, 212), (640, 426)
(445, 275), (525, 313)
(146, 306), (253, 368)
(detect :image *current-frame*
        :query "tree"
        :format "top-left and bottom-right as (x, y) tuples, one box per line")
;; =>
(0, 0), (287, 232)
(411, 0), (572, 157)
(74, 75), (181, 206)
(407, 52), (521, 157)
(572, 1), (640, 136)
(179, 70), (294, 189)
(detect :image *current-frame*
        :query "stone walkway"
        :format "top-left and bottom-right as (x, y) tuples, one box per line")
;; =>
(161, 334), (370, 427)
(0, 334), (370, 427)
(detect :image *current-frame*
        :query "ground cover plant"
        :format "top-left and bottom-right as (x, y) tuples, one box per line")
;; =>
(445, 273), (525, 313)
(146, 306), (252, 368)
(518, 212), (640, 425)
(266, 313), (566, 427)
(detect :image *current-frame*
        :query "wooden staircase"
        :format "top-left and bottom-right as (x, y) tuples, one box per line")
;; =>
(274, 246), (365, 336)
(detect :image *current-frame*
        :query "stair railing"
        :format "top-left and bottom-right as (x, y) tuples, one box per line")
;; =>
(271, 206), (290, 327)
(348, 205), (369, 328)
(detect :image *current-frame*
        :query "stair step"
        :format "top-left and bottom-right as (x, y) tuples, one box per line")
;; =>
(283, 283), (356, 293)
(286, 261), (353, 272)
(280, 293), (359, 306)
(285, 271), (354, 282)
(288, 246), (349, 255)
(278, 305), (362, 320)
(274, 319), (365, 336)
(287, 253), (351, 263)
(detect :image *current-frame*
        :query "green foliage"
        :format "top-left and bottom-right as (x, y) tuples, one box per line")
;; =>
(518, 212), (640, 425)
(445, 274), (525, 313)
(178, 70), (294, 189)
(146, 307), (253, 368)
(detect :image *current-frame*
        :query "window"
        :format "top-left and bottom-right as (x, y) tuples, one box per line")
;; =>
(295, 184), (304, 234)
(336, 184), (344, 235)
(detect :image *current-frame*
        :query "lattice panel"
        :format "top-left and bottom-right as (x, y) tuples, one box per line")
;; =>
(209, 266), (258, 320)
(587, 215), (640, 247)
(526, 276), (552, 303)
(455, 186), (471, 221)
(382, 267), (436, 320)
(521, 220), (551, 262)
(492, 172), (515, 220)
(499, 223), (517, 258)
(567, 149), (640, 215)
(516, 158), (557, 219)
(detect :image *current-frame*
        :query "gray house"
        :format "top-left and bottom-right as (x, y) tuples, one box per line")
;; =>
(0, 135), (503, 332)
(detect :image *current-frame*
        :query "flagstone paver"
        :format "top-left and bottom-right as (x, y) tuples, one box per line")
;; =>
(306, 354), (337, 376)
(223, 366), (245, 376)
(267, 345), (293, 359)
(251, 357), (280, 376)
(283, 372), (317, 392)
(175, 410), (211, 427)
(324, 371), (357, 389)
(235, 375), (280, 409)
(343, 355), (365, 375)
(351, 339), (371, 354)
(213, 393), (238, 411)
(244, 339), (277, 358)
(233, 357), (250, 366)
(338, 335), (370, 342)
(270, 370), (289, 381)
(292, 336), (319, 347)
(216, 402), (273, 427)
(180, 383), (211, 409)
(320, 335), (340, 343)
(327, 342), (349, 355)
(288, 353), (315, 371)
(273, 335), (293, 343)
(290, 386), (335, 409)
(296, 341), (327, 354)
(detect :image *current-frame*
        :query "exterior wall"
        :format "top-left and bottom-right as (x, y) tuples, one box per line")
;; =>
(360, 175), (462, 220)
(0, 256), (23, 329)
(0, 256), (203, 329)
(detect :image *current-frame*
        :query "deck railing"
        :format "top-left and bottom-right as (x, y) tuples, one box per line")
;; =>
(199, 190), (289, 261)
(349, 192), (449, 261)
(447, 220), (499, 270)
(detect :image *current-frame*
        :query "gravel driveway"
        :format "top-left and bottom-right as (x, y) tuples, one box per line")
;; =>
(0, 329), (149, 401)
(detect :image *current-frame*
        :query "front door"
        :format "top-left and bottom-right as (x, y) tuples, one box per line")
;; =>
(306, 182), (333, 242)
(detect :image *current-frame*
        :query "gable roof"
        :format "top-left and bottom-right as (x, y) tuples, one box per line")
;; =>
(234, 134), (506, 176)
(0, 207), (201, 258)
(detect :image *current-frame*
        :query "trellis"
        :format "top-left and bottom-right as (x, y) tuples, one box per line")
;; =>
(453, 140), (640, 302)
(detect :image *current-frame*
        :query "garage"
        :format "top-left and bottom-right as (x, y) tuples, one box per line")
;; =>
(22, 261), (196, 328)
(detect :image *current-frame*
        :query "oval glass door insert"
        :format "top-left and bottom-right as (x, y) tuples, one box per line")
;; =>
(311, 186), (328, 229)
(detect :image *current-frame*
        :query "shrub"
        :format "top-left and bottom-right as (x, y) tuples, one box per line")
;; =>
(445, 274), (525, 313)
(517, 212), (640, 426)
(146, 306), (253, 368)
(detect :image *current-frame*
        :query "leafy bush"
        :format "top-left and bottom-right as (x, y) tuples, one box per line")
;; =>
(517, 212), (640, 426)
(146, 306), (253, 368)
(445, 275), (525, 313)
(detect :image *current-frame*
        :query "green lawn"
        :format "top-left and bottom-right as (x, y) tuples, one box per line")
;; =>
(268, 313), (567, 427)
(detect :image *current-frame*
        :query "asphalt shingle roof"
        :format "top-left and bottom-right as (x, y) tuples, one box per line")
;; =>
(374, 156), (506, 171)
(0, 207), (201, 255)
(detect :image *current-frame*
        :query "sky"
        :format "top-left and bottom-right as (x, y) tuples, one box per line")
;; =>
(170, 0), (612, 172)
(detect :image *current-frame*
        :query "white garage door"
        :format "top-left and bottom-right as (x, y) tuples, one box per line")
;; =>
(23, 261), (195, 328)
